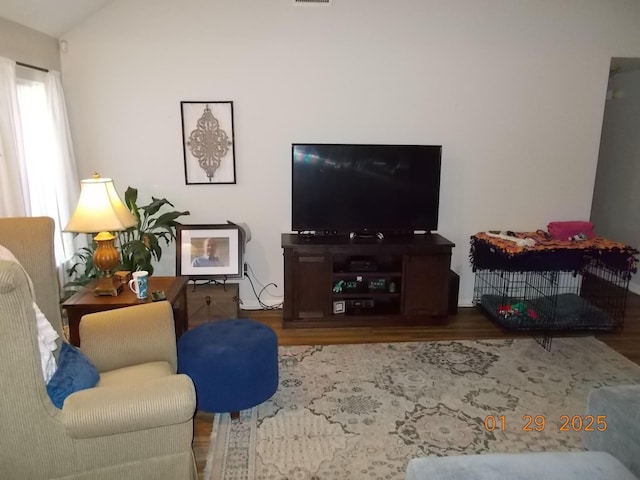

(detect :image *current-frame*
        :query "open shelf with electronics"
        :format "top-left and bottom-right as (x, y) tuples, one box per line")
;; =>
(282, 233), (455, 328)
(331, 254), (403, 316)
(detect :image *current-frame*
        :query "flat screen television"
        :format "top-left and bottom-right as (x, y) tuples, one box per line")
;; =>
(292, 143), (442, 235)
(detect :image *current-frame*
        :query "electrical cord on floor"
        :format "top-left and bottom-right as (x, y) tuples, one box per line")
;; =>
(244, 262), (283, 310)
(246, 262), (283, 299)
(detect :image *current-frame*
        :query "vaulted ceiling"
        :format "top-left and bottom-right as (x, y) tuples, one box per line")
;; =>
(2, 1), (640, 76)
(0, 0), (114, 38)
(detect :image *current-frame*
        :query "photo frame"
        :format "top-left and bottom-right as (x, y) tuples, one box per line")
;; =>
(176, 224), (244, 279)
(180, 101), (236, 185)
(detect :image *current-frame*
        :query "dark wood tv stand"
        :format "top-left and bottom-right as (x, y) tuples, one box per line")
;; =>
(282, 233), (455, 328)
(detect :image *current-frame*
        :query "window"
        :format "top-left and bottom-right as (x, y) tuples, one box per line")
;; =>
(14, 66), (79, 265)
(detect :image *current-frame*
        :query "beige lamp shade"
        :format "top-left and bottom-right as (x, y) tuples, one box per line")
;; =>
(64, 175), (136, 233)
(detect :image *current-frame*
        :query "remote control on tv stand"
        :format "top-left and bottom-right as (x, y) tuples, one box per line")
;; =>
(349, 231), (384, 241)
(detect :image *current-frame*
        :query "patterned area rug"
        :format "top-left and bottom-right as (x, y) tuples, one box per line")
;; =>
(205, 337), (640, 480)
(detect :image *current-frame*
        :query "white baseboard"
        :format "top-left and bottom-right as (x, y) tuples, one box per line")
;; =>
(458, 296), (475, 308)
(241, 298), (478, 312)
(241, 287), (636, 313)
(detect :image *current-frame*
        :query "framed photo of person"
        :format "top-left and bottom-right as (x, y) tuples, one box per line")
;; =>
(176, 224), (244, 279)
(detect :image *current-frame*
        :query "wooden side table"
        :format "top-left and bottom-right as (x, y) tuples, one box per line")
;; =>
(62, 276), (189, 347)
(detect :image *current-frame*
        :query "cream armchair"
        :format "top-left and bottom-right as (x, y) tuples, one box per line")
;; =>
(0, 217), (197, 480)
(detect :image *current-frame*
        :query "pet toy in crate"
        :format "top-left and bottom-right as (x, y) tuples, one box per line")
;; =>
(497, 302), (539, 322)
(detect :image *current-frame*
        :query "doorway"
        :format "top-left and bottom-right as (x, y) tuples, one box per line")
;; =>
(590, 57), (640, 294)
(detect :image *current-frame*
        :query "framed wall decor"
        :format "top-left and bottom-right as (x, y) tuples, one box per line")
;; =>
(180, 101), (236, 185)
(176, 224), (244, 279)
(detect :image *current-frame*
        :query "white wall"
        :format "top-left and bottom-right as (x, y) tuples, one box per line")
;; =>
(591, 67), (640, 294)
(0, 17), (60, 71)
(59, 0), (640, 308)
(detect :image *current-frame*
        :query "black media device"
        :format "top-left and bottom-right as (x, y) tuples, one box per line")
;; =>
(348, 258), (378, 272)
(346, 299), (375, 309)
(292, 143), (442, 236)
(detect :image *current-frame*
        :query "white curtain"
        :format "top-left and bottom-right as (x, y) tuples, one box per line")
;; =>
(45, 71), (81, 262)
(0, 56), (82, 266)
(0, 57), (30, 216)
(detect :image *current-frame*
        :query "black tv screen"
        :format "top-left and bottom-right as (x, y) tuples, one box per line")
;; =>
(292, 143), (442, 234)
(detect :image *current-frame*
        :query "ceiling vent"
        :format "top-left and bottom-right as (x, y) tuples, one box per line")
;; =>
(293, 0), (332, 6)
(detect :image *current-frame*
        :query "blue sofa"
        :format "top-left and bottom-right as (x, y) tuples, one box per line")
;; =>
(406, 385), (640, 480)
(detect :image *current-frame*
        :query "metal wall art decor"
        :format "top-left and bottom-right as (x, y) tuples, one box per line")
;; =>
(176, 223), (244, 280)
(180, 101), (236, 185)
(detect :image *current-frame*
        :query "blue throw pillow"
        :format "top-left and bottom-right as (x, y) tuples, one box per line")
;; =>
(46, 342), (99, 409)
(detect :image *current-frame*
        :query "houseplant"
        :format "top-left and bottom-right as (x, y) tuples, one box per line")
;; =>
(65, 187), (190, 292)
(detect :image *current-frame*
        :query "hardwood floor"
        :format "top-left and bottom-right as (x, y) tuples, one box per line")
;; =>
(193, 291), (640, 478)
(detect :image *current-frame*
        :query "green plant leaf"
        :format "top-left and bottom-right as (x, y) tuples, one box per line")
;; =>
(124, 187), (141, 224)
(142, 197), (175, 218)
(63, 239), (100, 290)
(150, 211), (191, 241)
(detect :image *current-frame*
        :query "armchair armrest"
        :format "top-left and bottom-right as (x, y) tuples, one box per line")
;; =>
(62, 374), (196, 438)
(79, 301), (178, 373)
(583, 384), (640, 477)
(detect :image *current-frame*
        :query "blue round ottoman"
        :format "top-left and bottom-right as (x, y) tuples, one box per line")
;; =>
(177, 319), (278, 417)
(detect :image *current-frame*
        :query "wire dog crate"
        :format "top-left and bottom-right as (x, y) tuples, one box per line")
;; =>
(470, 232), (638, 350)
(473, 258), (630, 334)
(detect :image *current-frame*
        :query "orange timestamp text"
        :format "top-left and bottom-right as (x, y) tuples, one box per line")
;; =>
(483, 415), (607, 432)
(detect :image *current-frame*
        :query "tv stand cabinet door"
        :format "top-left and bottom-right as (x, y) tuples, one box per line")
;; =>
(402, 253), (450, 319)
(284, 249), (332, 320)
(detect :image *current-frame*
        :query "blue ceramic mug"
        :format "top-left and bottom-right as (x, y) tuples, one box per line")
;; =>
(128, 270), (149, 299)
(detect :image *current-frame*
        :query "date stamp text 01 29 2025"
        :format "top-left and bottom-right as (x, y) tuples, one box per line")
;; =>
(483, 415), (607, 433)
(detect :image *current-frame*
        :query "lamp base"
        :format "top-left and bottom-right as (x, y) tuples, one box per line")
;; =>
(93, 276), (123, 296)
(91, 231), (123, 296)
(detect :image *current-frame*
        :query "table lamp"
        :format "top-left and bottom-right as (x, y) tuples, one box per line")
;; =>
(64, 173), (137, 296)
